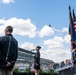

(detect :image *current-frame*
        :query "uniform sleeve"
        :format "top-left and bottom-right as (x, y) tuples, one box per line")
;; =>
(0, 37), (7, 64)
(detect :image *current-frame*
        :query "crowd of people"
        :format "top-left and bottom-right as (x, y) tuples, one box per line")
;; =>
(53, 59), (72, 70)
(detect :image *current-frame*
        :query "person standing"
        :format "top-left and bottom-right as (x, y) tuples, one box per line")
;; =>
(0, 26), (18, 75)
(34, 46), (41, 75)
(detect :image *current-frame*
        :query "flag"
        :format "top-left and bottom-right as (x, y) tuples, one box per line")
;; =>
(68, 6), (76, 49)
(73, 8), (76, 21)
(73, 8), (76, 32)
(69, 6), (72, 35)
(71, 8), (76, 43)
(68, 6), (76, 43)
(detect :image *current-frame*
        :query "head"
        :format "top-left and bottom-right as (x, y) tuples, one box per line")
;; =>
(36, 46), (41, 51)
(4, 26), (13, 35)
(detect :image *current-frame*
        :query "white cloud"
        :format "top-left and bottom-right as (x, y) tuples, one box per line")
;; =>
(64, 34), (71, 43)
(53, 27), (68, 33)
(0, 0), (15, 4)
(0, 17), (37, 38)
(41, 48), (71, 62)
(44, 36), (64, 48)
(39, 26), (68, 38)
(44, 33), (71, 48)
(43, 34), (71, 62)
(39, 25), (54, 37)
(62, 27), (68, 33)
(20, 42), (36, 50)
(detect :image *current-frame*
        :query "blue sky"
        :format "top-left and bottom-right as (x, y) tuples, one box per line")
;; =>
(0, 0), (76, 62)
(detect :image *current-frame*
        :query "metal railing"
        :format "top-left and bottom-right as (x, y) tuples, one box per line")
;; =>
(55, 63), (73, 72)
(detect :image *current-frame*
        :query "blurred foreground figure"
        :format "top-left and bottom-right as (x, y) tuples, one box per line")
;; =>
(34, 46), (41, 75)
(0, 26), (18, 75)
(72, 43), (76, 75)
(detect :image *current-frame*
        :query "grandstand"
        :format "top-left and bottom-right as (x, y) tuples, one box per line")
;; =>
(16, 48), (54, 71)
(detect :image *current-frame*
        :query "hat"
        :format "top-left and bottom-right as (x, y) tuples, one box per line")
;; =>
(36, 46), (41, 49)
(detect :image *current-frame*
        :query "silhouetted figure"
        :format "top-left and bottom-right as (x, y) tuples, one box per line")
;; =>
(34, 46), (41, 75)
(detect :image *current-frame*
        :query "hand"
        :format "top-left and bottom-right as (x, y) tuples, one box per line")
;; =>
(6, 62), (11, 67)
